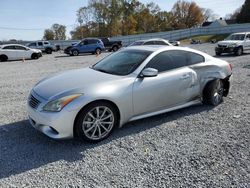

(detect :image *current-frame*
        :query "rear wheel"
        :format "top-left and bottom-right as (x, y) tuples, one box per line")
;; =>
(75, 102), (118, 142)
(112, 46), (118, 52)
(203, 79), (224, 106)
(45, 48), (52, 54)
(0, 55), (8, 62)
(95, 48), (101, 55)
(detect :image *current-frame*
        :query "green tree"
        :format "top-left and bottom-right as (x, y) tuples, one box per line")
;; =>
(43, 29), (54, 40)
(52, 24), (66, 40)
(236, 0), (250, 23)
(171, 0), (204, 29)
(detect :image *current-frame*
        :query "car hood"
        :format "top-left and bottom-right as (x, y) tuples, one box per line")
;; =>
(33, 68), (124, 100)
(218, 40), (242, 45)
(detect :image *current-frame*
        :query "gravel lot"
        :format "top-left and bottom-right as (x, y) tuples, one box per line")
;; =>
(0, 44), (249, 187)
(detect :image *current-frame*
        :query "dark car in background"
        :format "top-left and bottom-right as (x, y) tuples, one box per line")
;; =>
(99, 37), (122, 52)
(64, 38), (105, 56)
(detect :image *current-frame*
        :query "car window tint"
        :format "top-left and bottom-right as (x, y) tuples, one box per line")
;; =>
(28, 43), (36, 46)
(154, 41), (168, 45)
(38, 42), (43, 46)
(3, 46), (15, 50)
(15, 46), (26, 50)
(146, 50), (188, 72)
(144, 41), (155, 45)
(186, 52), (205, 65)
(44, 42), (49, 45)
(88, 39), (97, 44)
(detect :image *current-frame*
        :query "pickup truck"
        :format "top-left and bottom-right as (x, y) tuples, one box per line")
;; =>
(99, 37), (122, 52)
(215, 32), (250, 56)
(26, 41), (56, 54)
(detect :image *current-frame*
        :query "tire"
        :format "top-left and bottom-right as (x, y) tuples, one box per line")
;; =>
(31, 53), (39, 59)
(0, 55), (8, 62)
(95, 48), (101, 55)
(75, 101), (119, 142)
(235, 47), (243, 56)
(216, 52), (221, 56)
(112, 46), (118, 52)
(45, 48), (52, 54)
(203, 79), (224, 106)
(72, 50), (79, 56)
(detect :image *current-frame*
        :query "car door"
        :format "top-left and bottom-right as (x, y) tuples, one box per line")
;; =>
(132, 50), (199, 116)
(14, 45), (31, 59)
(244, 34), (250, 50)
(37, 42), (44, 50)
(79, 40), (89, 53)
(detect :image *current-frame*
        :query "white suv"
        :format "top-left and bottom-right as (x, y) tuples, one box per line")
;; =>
(215, 32), (250, 56)
(0, 44), (42, 62)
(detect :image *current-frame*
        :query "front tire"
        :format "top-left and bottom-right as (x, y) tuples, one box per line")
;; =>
(75, 102), (118, 142)
(112, 46), (118, 52)
(45, 48), (52, 54)
(95, 48), (101, 55)
(215, 51), (221, 56)
(235, 47), (243, 56)
(31, 53), (39, 59)
(203, 79), (224, 106)
(72, 50), (79, 56)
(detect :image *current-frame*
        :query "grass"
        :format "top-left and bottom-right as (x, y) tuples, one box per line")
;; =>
(180, 34), (230, 44)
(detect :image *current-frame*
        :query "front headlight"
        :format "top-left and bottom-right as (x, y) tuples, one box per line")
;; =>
(43, 94), (82, 112)
(228, 43), (237, 48)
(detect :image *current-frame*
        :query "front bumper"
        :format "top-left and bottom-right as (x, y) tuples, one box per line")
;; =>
(215, 46), (237, 54)
(27, 92), (79, 139)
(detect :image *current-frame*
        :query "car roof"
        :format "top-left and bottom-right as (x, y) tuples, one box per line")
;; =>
(135, 38), (169, 43)
(231, 32), (249, 35)
(0, 44), (25, 47)
(124, 45), (210, 57)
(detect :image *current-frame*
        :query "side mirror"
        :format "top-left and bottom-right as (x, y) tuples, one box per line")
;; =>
(141, 68), (158, 77)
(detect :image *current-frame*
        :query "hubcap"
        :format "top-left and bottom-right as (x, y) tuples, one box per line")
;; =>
(213, 81), (223, 105)
(82, 106), (114, 140)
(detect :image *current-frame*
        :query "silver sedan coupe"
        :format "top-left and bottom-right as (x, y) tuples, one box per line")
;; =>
(27, 46), (232, 142)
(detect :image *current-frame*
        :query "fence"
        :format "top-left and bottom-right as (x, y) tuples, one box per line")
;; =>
(110, 23), (250, 46)
(1, 23), (250, 49)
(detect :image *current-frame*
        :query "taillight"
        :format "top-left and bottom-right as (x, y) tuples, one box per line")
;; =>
(229, 63), (233, 71)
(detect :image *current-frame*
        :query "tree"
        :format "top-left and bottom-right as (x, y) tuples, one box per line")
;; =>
(43, 29), (54, 40)
(171, 0), (204, 29)
(202, 8), (219, 22)
(236, 0), (250, 23)
(52, 24), (66, 40)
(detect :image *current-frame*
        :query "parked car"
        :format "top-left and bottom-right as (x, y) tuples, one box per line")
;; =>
(215, 32), (250, 56)
(26, 41), (56, 54)
(190, 39), (201, 44)
(64, 38), (105, 56)
(0, 44), (42, 62)
(169, 40), (181, 46)
(129, 38), (172, 46)
(27, 46), (232, 142)
(99, 37), (122, 51)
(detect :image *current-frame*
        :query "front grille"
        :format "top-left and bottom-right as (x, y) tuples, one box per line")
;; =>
(29, 94), (41, 109)
(218, 44), (227, 48)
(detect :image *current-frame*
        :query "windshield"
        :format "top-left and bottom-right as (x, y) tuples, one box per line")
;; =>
(226, 34), (245, 41)
(92, 50), (152, 76)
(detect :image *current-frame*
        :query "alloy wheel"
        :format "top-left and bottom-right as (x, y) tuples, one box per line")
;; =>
(82, 106), (114, 140)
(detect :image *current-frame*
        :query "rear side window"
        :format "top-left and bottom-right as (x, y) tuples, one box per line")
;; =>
(186, 52), (205, 65)
(146, 50), (188, 73)
(44, 42), (49, 45)
(38, 42), (43, 46)
(15, 46), (26, 50)
(144, 41), (155, 45)
(88, 39), (98, 44)
(3, 46), (15, 50)
(154, 41), (168, 45)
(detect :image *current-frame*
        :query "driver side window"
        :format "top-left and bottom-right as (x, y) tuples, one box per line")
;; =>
(145, 50), (188, 73)
(246, 34), (250, 40)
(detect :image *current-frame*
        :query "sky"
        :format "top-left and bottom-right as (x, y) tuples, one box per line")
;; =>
(0, 0), (245, 41)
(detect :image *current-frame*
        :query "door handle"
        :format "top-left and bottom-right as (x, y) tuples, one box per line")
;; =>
(181, 74), (191, 80)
